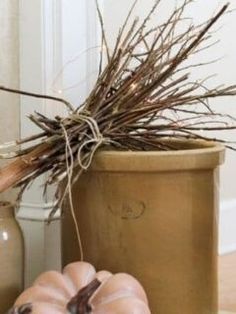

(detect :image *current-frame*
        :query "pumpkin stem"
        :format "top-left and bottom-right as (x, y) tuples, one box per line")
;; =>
(67, 279), (102, 314)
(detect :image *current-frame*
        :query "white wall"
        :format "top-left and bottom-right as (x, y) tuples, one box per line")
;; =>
(102, 0), (236, 254)
(0, 0), (20, 203)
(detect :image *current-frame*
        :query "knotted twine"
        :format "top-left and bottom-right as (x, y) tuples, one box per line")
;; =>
(60, 110), (111, 261)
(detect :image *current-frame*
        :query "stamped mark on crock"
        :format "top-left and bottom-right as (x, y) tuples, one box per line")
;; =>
(108, 201), (146, 220)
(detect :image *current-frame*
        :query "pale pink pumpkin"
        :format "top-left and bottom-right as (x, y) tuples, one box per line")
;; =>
(12, 262), (151, 314)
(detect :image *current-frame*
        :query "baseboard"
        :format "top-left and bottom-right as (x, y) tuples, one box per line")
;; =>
(219, 199), (236, 255)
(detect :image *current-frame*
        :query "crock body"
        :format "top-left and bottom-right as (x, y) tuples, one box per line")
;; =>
(62, 140), (225, 314)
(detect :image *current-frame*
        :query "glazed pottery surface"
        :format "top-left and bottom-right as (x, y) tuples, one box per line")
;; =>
(62, 140), (225, 314)
(0, 202), (24, 313)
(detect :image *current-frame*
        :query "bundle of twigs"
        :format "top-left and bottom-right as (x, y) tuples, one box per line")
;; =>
(1, 0), (236, 214)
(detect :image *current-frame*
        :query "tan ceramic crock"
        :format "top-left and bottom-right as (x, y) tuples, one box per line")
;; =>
(62, 139), (225, 314)
(0, 202), (24, 313)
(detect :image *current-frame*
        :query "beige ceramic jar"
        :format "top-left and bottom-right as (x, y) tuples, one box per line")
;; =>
(0, 202), (24, 312)
(62, 140), (225, 314)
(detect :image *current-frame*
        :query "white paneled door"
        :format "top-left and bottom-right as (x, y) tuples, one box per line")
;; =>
(18, 0), (100, 286)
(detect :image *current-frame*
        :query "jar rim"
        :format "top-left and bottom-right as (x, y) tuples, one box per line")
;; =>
(90, 140), (225, 172)
(0, 202), (15, 218)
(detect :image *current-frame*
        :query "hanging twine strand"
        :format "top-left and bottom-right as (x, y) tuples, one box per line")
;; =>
(61, 122), (84, 261)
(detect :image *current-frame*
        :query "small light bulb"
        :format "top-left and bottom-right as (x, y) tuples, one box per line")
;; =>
(100, 44), (107, 53)
(57, 89), (63, 94)
(131, 83), (138, 91)
(138, 47), (145, 54)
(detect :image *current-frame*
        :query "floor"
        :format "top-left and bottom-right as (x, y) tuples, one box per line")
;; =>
(219, 253), (236, 312)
